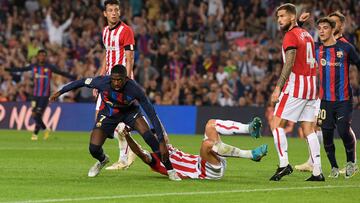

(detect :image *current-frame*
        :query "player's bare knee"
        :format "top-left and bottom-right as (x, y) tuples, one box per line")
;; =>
(205, 119), (216, 132)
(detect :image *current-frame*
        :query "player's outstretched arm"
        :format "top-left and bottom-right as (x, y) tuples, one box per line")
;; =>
(271, 49), (297, 104)
(50, 76), (104, 102)
(122, 126), (152, 164)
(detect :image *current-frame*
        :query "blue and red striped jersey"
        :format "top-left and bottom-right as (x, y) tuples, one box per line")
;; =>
(315, 40), (360, 101)
(58, 76), (166, 142)
(7, 63), (75, 97)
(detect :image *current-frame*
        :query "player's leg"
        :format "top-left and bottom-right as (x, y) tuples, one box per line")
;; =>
(105, 123), (136, 170)
(270, 93), (305, 181)
(31, 97), (47, 140)
(126, 112), (180, 181)
(202, 119), (268, 163)
(319, 101), (340, 178)
(295, 99), (323, 172)
(88, 128), (109, 177)
(212, 117), (262, 138)
(335, 101), (358, 178)
(299, 100), (324, 181)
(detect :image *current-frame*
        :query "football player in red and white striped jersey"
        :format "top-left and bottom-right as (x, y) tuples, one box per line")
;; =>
(95, 0), (136, 170)
(270, 3), (324, 181)
(118, 118), (268, 180)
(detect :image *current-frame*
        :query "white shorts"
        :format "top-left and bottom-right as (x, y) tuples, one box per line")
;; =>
(95, 96), (102, 111)
(198, 156), (227, 180)
(274, 92), (317, 123)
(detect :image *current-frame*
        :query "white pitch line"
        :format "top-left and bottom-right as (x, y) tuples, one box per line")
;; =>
(3, 185), (360, 203)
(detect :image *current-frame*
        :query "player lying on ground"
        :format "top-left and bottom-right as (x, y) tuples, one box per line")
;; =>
(117, 117), (267, 180)
(49, 64), (180, 180)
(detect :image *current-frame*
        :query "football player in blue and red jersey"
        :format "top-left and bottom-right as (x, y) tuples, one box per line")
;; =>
(315, 17), (360, 178)
(6, 49), (75, 140)
(50, 64), (181, 181)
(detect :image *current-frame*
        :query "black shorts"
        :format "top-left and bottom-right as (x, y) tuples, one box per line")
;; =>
(31, 96), (49, 114)
(93, 110), (143, 138)
(318, 100), (353, 130)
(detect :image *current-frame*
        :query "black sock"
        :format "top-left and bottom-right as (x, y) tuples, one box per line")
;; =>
(89, 143), (105, 162)
(142, 130), (159, 152)
(337, 120), (356, 163)
(33, 113), (47, 133)
(156, 152), (174, 170)
(322, 128), (339, 168)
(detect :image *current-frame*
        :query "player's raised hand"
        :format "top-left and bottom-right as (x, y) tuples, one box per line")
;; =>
(271, 86), (281, 105)
(159, 141), (169, 163)
(49, 91), (61, 103)
(92, 89), (98, 97)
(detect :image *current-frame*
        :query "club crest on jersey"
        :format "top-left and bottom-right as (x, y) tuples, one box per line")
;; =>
(336, 51), (343, 58)
(321, 59), (327, 66)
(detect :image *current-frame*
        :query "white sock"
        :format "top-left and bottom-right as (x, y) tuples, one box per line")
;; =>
(316, 130), (323, 145)
(272, 128), (289, 167)
(214, 120), (249, 135)
(114, 123), (129, 164)
(307, 132), (322, 176)
(212, 142), (253, 159)
(117, 134), (130, 164)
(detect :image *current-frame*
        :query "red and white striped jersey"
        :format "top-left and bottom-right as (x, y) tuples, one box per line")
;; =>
(102, 21), (135, 75)
(281, 26), (317, 99)
(150, 145), (226, 180)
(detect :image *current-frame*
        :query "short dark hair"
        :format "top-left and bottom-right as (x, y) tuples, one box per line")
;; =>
(317, 17), (336, 28)
(104, 0), (120, 9)
(111, 64), (127, 77)
(37, 49), (47, 55)
(276, 3), (297, 16)
(328, 11), (346, 23)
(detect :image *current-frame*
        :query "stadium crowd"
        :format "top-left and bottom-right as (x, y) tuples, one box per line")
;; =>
(0, 0), (359, 109)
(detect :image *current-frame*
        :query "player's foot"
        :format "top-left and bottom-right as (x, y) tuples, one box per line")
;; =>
(345, 162), (358, 179)
(306, 173), (325, 181)
(295, 162), (313, 172)
(105, 161), (128, 170)
(269, 164), (293, 181)
(43, 129), (51, 140)
(328, 167), (339, 178)
(88, 154), (109, 177)
(167, 169), (182, 181)
(31, 134), (38, 141)
(248, 117), (262, 138)
(105, 150), (136, 170)
(251, 144), (268, 162)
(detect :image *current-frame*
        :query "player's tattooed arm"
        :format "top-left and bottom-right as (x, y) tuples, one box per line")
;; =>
(276, 49), (297, 89)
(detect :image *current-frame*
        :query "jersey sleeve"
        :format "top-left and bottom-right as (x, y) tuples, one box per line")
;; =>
(59, 76), (105, 94)
(123, 27), (135, 51)
(283, 31), (298, 51)
(127, 81), (165, 142)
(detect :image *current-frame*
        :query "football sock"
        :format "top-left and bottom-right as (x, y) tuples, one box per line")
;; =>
(142, 130), (159, 152)
(115, 130), (130, 164)
(306, 132), (322, 176)
(272, 128), (289, 167)
(89, 143), (105, 162)
(337, 120), (356, 163)
(33, 113), (46, 135)
(214, 120), (249, 135)
(212, 142), (252, 159)
(156, 152), (174, 170)
(322, 128), (339, 168)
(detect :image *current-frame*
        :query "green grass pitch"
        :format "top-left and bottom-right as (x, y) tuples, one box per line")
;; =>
(0, 130), (359, 203)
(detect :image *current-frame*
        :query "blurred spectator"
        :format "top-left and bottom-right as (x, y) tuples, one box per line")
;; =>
(0, 0), (358, 109)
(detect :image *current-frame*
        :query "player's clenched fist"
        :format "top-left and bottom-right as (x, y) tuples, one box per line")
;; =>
(271, 86), (281, 105)
(49, 91), (61, 102)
